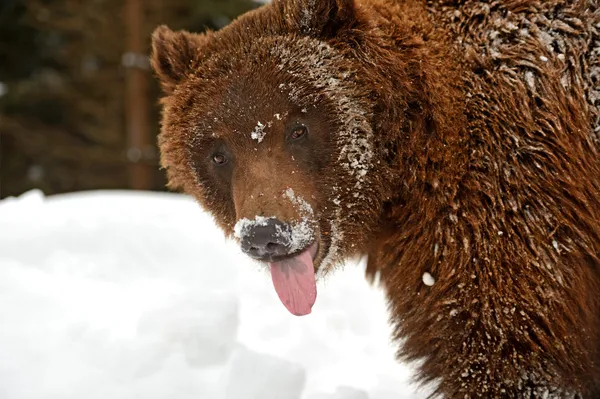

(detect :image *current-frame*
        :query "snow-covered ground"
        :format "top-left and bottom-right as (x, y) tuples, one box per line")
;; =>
(0, 190), (428, 399)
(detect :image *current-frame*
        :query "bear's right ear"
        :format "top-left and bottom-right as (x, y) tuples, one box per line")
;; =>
(151, 25), (206, 93)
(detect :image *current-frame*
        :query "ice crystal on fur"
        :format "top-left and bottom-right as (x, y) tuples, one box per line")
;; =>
(422, 272), (435, 287)
(300, 0), (316, 33)
(271, 37), (373, 270)
(271, 40), (373, 189)
(284, 188), (313, 217)
(283, 188), (315, 252)
(279, 218), (313, 253)
(250, 121), (266, 143)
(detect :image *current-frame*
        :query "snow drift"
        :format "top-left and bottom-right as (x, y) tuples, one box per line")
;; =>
(0, 190), (426, 399)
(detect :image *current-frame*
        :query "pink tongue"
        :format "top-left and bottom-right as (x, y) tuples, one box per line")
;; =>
(269, 250), (317, 316)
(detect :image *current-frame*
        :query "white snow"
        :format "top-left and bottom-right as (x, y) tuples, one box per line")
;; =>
(223, 346), (306, 399)
(422, 272), (435, 287)
(524, 70), (536, 90)
(251, 121), (267, 143)
(0, 189), (427, 399)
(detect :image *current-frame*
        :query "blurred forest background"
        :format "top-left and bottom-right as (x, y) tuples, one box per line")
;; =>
(0, 0), (261, 199)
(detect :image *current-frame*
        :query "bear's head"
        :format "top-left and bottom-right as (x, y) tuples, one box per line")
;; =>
(151, 0), (391, 315)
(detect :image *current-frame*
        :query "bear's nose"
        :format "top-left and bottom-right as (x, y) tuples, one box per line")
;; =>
(240, 218), (291, 261)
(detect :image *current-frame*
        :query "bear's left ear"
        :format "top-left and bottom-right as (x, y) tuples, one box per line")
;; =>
(151, 25), (208, 94)
(278, 0), (357, 39)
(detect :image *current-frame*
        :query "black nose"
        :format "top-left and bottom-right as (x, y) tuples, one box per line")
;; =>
(240, 218), (292, 261)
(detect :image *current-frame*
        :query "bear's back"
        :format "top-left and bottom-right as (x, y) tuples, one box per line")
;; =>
(425, 0), (599, 143)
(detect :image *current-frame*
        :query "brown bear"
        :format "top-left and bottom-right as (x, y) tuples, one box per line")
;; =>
(150, 0), (600, 397)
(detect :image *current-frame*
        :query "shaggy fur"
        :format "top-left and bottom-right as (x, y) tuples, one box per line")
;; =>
(151, 0), (600, 397)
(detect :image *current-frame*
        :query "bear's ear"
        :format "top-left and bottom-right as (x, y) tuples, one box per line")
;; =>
(278, 0), (357, 39)
(151, 25), (206, 93)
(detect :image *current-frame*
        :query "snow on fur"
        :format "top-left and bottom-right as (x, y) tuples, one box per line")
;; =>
(250, 121), (267, 143)
(271, 38), (374, 271)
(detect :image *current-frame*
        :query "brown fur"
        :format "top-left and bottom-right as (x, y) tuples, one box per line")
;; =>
(151, 0), (600, 397)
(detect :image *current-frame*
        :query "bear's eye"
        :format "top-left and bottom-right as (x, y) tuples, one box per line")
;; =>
(212, 153), (228, 165)
(290, 124), (308, 140)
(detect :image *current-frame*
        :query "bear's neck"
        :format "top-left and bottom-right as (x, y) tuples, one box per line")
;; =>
(358, 1), (470, 232)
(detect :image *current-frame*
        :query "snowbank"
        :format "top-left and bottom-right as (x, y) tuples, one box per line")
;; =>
(0, 190), (426, 399)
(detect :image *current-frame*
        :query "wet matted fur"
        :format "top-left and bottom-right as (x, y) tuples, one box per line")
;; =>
(151, 0), (600, 397)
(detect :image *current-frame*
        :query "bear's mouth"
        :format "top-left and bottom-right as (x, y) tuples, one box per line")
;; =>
(268, 241), (319, 317)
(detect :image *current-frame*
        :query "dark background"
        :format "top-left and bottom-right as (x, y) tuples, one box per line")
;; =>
(0, 0), (261, 199)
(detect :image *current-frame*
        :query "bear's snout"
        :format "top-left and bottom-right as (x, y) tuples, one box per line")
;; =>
(239, 218), (293, 262)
